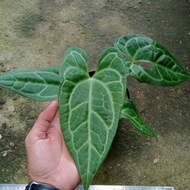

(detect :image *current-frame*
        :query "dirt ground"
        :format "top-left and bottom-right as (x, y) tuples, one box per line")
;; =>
(0, 0), (190, 190)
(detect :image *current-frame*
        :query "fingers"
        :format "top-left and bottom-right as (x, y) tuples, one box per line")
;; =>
(27, 101), (59, 140)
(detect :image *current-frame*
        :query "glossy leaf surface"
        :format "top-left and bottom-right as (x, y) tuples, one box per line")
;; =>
(114, 34), (190, 86)
(0, 67), (59, 101)
(121, 99), (156, 138)
(58, 47), (126, 190)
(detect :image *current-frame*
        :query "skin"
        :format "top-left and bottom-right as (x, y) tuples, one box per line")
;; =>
(25, 101), (80, 190)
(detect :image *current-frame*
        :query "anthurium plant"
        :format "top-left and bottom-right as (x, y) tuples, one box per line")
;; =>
(0, 34), (189, 190)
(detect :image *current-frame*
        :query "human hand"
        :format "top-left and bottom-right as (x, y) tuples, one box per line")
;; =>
(25, 101), (80, 190)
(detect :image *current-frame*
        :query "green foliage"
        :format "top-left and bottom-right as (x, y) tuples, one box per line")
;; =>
(0, 67), (59, 101)
(115, 34), (190, 85)
(0, 34), (189, 190)
(121, 99), (157, 138)
(58, 47), (126, 189)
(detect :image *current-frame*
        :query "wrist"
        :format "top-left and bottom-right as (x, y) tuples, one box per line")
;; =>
(25, 181), (60, 190)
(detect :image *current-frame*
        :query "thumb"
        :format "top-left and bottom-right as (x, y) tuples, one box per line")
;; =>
(27, 101), (58, 141)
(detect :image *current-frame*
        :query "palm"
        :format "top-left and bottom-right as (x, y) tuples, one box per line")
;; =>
(25, 101), (80, 190)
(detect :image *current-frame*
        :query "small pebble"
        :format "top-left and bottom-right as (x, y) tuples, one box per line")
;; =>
(153, 157), (160, 164)
(9, 141), (15, 147)
(3, 152), (7, 157)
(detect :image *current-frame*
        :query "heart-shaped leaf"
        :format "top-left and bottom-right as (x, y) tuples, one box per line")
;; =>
(0, 67), (60, 101)
(114, 34), (190, 86)
(121, 99), (157, 138)
(58, 47), (126, 190)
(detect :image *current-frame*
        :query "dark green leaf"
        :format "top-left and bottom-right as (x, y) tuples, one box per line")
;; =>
(58, 47), (126, 190)
(0, 67), (60, 101)
(121, 99), (157, 138)
(114, 34), (190, 86)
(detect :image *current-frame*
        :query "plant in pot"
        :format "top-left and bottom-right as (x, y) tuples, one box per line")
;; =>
(0, 34), (189, 190)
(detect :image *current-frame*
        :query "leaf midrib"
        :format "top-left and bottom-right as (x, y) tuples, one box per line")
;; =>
(87, 78), (93, 184)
